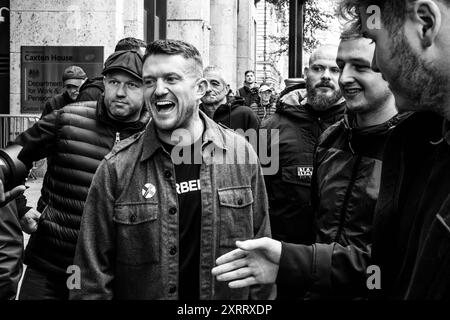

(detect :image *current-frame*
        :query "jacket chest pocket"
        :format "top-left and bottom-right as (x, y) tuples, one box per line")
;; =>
(217, 186), (254, 247)
(113, 203), (160, 265)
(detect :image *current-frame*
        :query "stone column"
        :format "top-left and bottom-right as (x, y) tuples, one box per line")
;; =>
(209, 0), (238, 90)
(166, 0), (210, 66)
(236, 0), (256, 90)
(123, 0), (144, 41)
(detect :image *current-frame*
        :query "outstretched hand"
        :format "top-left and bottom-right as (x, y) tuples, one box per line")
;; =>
(211, 237), (282, 288)
(0, 179), (26, 207)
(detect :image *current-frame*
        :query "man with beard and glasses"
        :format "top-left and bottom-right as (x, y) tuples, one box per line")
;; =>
(70, 40), (274, 300)
(200, 65), (259, 132)
(259, 45), (345, 299)
(211, 31), (406, 300)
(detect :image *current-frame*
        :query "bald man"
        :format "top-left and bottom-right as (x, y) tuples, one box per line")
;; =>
(260, 45), (346, 299)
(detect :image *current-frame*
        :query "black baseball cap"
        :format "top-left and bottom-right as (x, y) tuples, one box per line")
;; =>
(102, 50), (143, 81)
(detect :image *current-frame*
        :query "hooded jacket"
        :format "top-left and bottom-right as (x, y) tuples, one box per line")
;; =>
(236, 85), (259, 107)
(372, 111), (450, 299)
(15, 98), (150, 275)
(261, 100), (346, 245)
(276, 112), (408, 299)
(200, 96), (259, 132)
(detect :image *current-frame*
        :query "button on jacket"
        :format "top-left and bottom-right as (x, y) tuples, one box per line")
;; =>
(71, 111), (275, 300)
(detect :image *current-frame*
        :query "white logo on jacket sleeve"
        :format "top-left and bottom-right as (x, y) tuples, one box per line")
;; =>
(142, 183), (156, 199)
(297, 167), (313, 177)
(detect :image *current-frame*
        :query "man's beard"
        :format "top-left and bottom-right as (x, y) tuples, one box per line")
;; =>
(306, 79), (343, 111)
(390, 31), (448, 115)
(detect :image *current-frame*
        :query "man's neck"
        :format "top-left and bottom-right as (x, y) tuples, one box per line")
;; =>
(244, 82), (255, 89)
(355, 101), (397, 128)
(157, 112), (204, 147)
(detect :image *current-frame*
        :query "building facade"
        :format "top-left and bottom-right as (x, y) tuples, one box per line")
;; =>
(255, 0), (288, 93)
(2, 0), (260, 116)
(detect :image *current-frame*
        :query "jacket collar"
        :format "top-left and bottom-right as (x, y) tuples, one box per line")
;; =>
(140, 110), (227, 162)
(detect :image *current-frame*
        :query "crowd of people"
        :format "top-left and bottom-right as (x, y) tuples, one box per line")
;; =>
(0, 0), (449, 301)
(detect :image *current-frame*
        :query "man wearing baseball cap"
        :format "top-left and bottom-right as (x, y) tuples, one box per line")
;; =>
(251, 84), (276, 122)
(40, 65), (87, 118)
(10, 49), (150, 300)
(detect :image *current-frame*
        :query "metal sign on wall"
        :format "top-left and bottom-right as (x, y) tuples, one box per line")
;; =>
(21, 46), (104, 113)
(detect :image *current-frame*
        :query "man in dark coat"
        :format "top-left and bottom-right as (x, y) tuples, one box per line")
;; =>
(40, 65), (87, 118)
(200, 65), (259, 133)
(14, 50), (150, 300)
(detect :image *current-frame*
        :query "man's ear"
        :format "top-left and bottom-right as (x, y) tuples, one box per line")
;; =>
(196, 78), (208, 99)
(411, 0), (441, 48)
(304, 67), (309, 79)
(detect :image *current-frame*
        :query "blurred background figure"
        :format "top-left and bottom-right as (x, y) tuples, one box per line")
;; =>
(40, 66), (87, 118)
(251, 84), (276, 122)
(236, 70), (259, 107)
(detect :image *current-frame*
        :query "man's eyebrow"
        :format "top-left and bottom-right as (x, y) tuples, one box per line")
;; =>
(143, 72), (181, 79)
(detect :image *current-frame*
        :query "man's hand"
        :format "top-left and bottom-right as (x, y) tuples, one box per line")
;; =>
(0, 179), (26, 207)
(211, 237), (282, 288)
(20, 208), (41, 234)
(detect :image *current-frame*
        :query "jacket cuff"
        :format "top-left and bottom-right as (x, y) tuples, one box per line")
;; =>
(309, 243), (333, 294)
(276, 242), (314, 292)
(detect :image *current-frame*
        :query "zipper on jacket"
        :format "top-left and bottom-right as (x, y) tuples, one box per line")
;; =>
(334, 154), (362, 243)
(115, 132), (121, 145)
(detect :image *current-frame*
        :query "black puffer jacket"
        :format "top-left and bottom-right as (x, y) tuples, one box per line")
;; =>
(277, 112), (408, 299)
(261, 100), (345, 245)
(15, 99), (150, 275)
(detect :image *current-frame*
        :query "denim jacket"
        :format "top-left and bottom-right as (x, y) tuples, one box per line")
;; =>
(70, 111), (275, 300)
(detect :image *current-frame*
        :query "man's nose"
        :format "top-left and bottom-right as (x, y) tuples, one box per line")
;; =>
(154, 79), (168, 96)
(116, 83), (126, 97)
(339, 65), (353, 85)
(321, 68), (331, 80)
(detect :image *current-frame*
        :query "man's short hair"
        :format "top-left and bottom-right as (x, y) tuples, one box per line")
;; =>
(115, 37), (147, 52)
(203, 65), (228, 84)
(144, 39), (203, 78)
(244, 70), (255, 77)
(340, 25), (364, 41)
(338, 0), (415, 35)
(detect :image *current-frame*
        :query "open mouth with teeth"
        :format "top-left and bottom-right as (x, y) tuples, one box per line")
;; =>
(154, 101), (176, 113)
(344, 88), (362, 96)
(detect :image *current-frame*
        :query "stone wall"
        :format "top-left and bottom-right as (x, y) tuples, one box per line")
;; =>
(10, 0), (144, 115)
